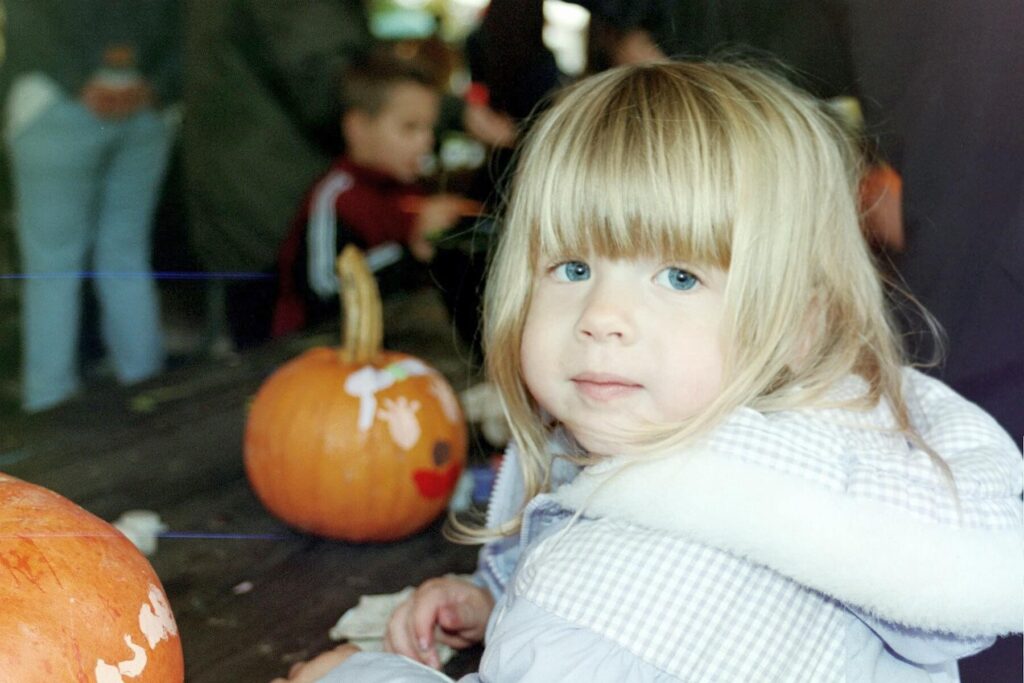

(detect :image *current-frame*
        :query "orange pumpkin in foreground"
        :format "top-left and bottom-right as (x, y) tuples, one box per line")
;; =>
(245, 246), (468, 541)
(0, 474), (183, 682)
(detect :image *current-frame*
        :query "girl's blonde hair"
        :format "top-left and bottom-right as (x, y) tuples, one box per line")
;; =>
(456, 61), (921, 540)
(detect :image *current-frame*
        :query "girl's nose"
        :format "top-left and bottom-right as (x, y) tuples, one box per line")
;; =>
(575, 287), (636, 344)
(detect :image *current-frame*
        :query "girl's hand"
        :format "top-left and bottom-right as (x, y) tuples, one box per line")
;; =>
(270, 643), (361, 683)
(383, 576), (495, 670)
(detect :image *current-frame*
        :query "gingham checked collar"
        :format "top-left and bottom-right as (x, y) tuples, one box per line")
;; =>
(550, 370), (1023, 636)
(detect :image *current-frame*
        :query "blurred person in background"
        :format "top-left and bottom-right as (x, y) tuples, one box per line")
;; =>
(583, 3), (664, 75)
(183, 0), (371, 350)
(3, 0), (180, 412)
(461, 0), (566, 205)
(272, 53), (473, 339)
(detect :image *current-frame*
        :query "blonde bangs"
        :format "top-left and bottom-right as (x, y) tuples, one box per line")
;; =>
(515, 65), (737, 270)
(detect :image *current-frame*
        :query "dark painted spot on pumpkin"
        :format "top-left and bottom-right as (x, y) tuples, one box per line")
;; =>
(413, 462), (462, 499)
(432, 441), (451, 467)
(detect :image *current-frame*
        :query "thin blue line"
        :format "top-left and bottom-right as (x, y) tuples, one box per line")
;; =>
(0, 271), (273, 281)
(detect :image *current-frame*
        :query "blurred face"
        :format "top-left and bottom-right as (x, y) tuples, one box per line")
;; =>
(521, 254), (727, 457)
(347, 82), (438, 183)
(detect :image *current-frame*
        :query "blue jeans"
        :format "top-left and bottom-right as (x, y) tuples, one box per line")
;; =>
(7, 96), (172, 411)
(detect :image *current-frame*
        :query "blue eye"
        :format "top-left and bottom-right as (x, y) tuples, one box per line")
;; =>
(657, 267), (700, 291)
(553, 261), (590, 282)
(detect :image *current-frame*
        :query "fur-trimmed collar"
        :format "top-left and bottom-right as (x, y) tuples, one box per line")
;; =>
(551, 445), (1023, 636)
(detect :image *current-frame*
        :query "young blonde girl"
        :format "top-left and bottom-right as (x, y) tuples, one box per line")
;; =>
(279, 61), (1022, 683)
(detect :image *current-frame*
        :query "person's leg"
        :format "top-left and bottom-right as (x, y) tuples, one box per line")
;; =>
(7, 99), (105, 411)
(93, 109), (173, 384)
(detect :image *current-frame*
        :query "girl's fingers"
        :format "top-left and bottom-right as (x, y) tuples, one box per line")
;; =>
(410, 592), (442, 650)
(385, 578), (489, 669)
(384, 594), (439, 667)
(384, 602), (418, 658)
(410, 606), (441, 668)
(435, 631), (474, 649)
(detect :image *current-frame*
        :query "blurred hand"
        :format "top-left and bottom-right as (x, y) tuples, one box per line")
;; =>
(270, 643), (361, 683)
(463, 104), (517, 149)
(409, 195), (478, 262)
(860, 163), (904, 252)
(613, 29), (666, 66)
(81, 81), (152, 119)
(383, 576), (495, 670)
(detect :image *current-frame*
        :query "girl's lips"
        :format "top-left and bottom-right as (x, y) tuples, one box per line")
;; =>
(571, 374), (642, 401)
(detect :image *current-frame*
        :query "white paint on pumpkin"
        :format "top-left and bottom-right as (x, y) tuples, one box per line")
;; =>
(428, 376), (460, 424)
(117, 636), (148, 676)
(96, 659), (122, 679)
(343, 359), (431, 431)
(139, 585), (178, 650)
(94, 585), (178, 682)
(377, 397), (422, 450)
(95, 659), (123, 683)
(94, 635), (147, 682)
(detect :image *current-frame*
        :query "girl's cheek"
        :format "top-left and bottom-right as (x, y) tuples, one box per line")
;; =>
(519, 349), (543, 401)
(519, 343), (555, 411)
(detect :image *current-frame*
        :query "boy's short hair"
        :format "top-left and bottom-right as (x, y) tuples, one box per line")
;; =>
(341, 53), (439, 117)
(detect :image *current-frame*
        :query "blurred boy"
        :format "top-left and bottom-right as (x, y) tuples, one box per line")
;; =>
(273, 55), (473, 337)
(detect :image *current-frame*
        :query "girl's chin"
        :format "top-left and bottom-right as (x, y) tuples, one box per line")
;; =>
(563, 424), (637, 458)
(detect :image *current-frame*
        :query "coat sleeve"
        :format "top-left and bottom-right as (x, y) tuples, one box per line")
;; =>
(334, 182), (417, 246)
(471, 439), (581, 601)
(470, 443), (526, 601)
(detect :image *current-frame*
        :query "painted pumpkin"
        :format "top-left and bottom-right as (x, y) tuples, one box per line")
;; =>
(0, 474), (183, 682)
(245, 246), (468, 542)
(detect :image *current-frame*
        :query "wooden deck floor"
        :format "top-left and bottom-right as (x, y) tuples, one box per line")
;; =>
(2, 289), (485, 681)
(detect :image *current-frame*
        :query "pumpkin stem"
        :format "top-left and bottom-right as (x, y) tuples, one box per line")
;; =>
(336, 246), (383, 363)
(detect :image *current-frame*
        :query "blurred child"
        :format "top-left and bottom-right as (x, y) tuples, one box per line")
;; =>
(273, 54), (474, 336)
(275, 62), (1022, 682)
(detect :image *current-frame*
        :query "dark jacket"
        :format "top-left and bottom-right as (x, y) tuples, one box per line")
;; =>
(272, 156), (425, 337)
